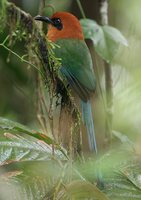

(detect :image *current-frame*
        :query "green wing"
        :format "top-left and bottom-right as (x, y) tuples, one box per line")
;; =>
(54, 39), (96, 101)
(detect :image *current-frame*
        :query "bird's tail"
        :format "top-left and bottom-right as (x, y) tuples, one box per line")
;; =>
(81, 100), (97, 153)
(81, 101), (104, 188)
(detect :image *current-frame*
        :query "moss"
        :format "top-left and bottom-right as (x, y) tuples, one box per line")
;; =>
(1, 2), (81, 154)
(0, 0), (7, 32)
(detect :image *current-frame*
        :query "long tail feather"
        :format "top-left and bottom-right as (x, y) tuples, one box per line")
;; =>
(81, 100), (97, 153)
(82, 101), (104, 187)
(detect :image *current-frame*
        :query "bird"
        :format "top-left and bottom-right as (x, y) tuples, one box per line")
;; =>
(35, 12), (97, 153)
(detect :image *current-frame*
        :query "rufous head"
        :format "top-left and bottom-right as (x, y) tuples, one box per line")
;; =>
(35, 12), (84, 42)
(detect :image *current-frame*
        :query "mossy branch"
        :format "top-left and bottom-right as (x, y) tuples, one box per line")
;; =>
(4, 2), (73, 105)
(2, 1), (80, 156)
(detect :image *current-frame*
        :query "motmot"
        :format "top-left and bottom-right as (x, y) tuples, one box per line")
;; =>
(35, 12), (97, 153)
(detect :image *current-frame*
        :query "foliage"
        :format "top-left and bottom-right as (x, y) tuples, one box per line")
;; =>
(59, 180), (110, 200)
(80, 19), (128, 63)
(0, 117), (141, 199)
(0, 0), (141, 199)
(0, 117), (63, 152)
(0, 117), (67, 199)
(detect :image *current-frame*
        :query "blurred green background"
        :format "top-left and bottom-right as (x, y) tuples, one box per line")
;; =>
(0, 0), (141, 148)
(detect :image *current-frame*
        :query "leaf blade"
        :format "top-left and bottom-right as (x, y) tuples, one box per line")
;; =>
(80, 18), (128, 63)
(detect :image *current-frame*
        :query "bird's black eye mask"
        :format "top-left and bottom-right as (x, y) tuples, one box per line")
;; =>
(34, 15), (63, 30)
(51, 18), (63, 30)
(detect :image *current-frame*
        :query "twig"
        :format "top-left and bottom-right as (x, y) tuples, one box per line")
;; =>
(99, 0), (113, 145)
(39, 0), (45, 16)
(93, 51), (106, 112)
(76, 0), (86, 18)
(36, 0), (48, 134)
(0, 36), (45, 81)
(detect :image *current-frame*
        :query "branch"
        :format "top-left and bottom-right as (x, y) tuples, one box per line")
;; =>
(5, 2), (72, 104)
(76, 0), (86, 18)
(99, 0), (113, 145)
(4, 2), (80, 154)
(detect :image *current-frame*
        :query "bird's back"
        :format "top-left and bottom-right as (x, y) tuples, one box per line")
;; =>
(54, 38), (96, 101)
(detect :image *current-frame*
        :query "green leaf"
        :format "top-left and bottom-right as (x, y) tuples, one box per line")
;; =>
(97, 149), (141, 200)
(0, 117), (67, 162)
(0, 117), (36, 134)
(104, 169), (141, 200)
(0, 117), (54, 145)
(103, 26), (128, 46)
(80, 19), (128, 63)
(76, 147), (141, 200)
(0, 161), (64, 200)
(0, 118), (67, 199)
(0, 132), (65, 165)
(61, 180), (110, 200)
(112, 130), (134, 147)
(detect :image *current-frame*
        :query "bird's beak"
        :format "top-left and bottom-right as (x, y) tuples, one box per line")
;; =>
(34, 15), (53, 25)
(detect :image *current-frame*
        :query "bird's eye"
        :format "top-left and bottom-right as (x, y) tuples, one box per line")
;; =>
(51, 18), (63, 30)
(55, 18), (61, 24)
